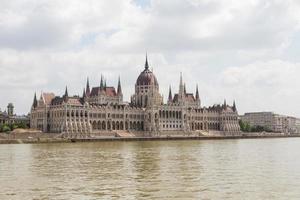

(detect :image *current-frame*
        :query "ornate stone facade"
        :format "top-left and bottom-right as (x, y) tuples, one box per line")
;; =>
(0, 103), (29, 126)
(30, 56), (241, 137)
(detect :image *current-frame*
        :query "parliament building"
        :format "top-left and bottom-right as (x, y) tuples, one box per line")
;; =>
(30, 56), (240, 137)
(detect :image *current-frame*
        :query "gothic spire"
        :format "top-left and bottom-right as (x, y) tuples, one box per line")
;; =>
(184, 83), (186, 95)
(64, 86), (69, 102)
(33, 92), (38, 108)
(180, 72), (183, 87)
(168, 85), (172, 102)
(233, 100), (237, 112)
(64, 86), (68, 97)
(100, 75), (104, 90)
(86, 77), (90, 96)
(196, 84), (199, 100)
(83, 87), (86, 98)
(223, 99), (227, 108)
(145, 53), (149, 70)
(104, 79), (107, 91)
(117, 76), (122, 95)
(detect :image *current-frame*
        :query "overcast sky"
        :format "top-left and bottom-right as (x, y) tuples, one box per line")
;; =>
(0, 0), (300, 117)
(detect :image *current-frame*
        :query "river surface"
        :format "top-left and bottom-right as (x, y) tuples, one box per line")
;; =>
(1, 138), (300, 199)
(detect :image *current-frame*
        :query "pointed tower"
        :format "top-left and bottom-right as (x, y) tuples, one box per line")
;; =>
(168, 85), (172, 103)
(195, 84), (199, 100)
(32, 92), (38, 108)
(179, 73), (184, 98)
(145, 53), (149, 70)
(195, 84), (200, 107)
(117, 76), (122, 96)
(223, 99), (227, 109)
(86, 77), (90, 97)
(104, 79), (107, 91)
(184, 83), (187, 95)
(82, 88), (86, 98)
(100, 75), (104, 91)
(64, 86), (68, 102)
(64, 86), (68, 97)
(233, 100), (237, 112)
(7, 103), (14, 116)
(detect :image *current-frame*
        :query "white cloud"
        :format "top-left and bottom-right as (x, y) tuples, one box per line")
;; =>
(219, 60), (300, 117)
(0, 0), (300, 117)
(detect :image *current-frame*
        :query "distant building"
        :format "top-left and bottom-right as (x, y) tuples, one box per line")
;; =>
(240, 112), (300, 134)
(0, 103), (30, 127)
(30, 56), (241, 137)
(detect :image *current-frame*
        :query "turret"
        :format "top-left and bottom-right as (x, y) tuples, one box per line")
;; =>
(223, 99), (227, 109)
(100, 75), (104, 91)
(179, 73), (184, 99)
(117, 76), (122, 96)
(86, 77), (90, 97)
(32, 92), (38, 108)
(7, 103), (14, 116)
(168, 85), (172, 103)
(195, 84), (199, 100)
(63, 86), (68, 102)
(195, 84), (200, 106)
(233, 100), (237, 112)
(82, 88), (86, 98)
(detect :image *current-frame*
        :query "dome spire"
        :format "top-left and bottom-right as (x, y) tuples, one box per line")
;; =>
(145, 53), (149, 70)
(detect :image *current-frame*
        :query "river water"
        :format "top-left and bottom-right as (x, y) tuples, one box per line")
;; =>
(1, 138), (300, 199)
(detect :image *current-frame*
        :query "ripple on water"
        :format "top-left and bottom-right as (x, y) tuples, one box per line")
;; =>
(1, 139), (300, 199)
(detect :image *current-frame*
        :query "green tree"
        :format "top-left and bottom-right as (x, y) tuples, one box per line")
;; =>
(2, 125), (11, 133)
(16, 122), (28, 129)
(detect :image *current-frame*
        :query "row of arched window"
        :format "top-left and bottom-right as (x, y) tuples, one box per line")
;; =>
(91, 120), (144, 131)
(159, 110), (182, 119)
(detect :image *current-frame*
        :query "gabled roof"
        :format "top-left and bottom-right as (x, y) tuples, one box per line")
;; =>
(90, 87), (117, 97)
(172, 93), (196, 103)
(185, 93), (195, 102)
(41, 93), (55, 105)
(66, 97), (83, 106)
(51, 96), (64, 105)
(51, 96), (83, 106)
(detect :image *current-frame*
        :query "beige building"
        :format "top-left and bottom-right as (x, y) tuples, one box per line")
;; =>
(30, 56), (241, 138)
(240, 112), (300, 134)
(0, 103), (29, 127)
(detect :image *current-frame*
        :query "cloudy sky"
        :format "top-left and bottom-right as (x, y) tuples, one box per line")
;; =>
(0, 0), (300, 117)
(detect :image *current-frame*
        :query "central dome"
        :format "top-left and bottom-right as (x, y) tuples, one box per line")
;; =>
(136, 56), (158, 86)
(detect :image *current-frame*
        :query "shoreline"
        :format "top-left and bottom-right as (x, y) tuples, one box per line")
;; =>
(1, 134), (300, 144)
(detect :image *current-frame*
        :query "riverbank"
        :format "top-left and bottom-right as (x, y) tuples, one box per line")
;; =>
(1, 134), (300, 144)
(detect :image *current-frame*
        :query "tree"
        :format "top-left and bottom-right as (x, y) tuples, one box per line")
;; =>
(2, 125), (11, 133)
(0, 121), (28, 133)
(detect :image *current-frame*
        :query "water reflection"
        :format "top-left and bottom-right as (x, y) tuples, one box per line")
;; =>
(1, 139), (300, 199)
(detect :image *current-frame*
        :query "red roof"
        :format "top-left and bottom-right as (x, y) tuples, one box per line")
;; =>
(172, 93), (195, 103)
(42, 93), (55, 105)
(66, 97), (83, 106)
(90, 87), (117, 97)
(136, 68), (158, 86)
(186, 93), (195, 102)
